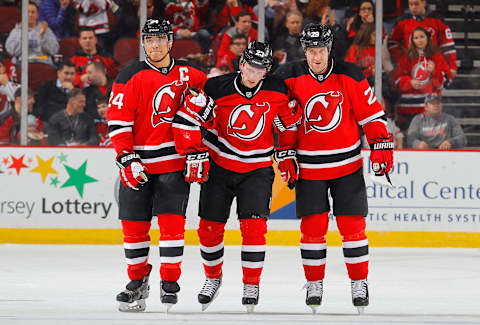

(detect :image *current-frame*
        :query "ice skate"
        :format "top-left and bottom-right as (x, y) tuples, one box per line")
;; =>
(303, 280), (323, 314)
(351, 279), (369, 314)
(198, 276), (222, 311)
(160, 281), (180, 312)
(242, 284), (259, 313)
(116, 274), (150, 312)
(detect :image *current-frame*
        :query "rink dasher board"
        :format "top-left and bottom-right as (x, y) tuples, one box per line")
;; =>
(0, 146), (479, 247)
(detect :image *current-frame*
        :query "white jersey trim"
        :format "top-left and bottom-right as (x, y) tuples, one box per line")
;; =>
(204, 139), (272, 163)
(141, 154), (183, 163)
(159, 239), (185, 247)
(342, 239), (369, 248)
(109, 127), (132, 138)
(160, 256), (183, 264)
(124, 241), (150, 250)
(126, 256), (148, 265)
(241, 245), (266, 252)
(344, 255), (369, 264)
(242, 261), (264, 269)
(108, 120), (134, 126)
(302, 258), (326, 266)
(200, 242), (224, 253)
(300, 243), (327, 250)
(358, 111), (386, 126)
(202, 257), (223, 266)
(133, 142), (176, 150)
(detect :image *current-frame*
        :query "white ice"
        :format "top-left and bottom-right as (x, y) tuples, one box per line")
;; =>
(1, 245), (480, 325)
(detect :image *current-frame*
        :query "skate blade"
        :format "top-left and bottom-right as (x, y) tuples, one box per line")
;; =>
(118, 299), (146, 312)
(245, 305), (255, 313)
(163, 303), (175, 313)
(309, 305), (319, 314)
(200, 287), (221, 312)
(356, 306), (365, 314)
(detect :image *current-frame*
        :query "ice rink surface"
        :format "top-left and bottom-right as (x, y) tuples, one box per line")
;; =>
(1, 244), (480, 325)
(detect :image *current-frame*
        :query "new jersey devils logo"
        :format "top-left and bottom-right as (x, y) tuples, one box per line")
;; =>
(304, 91), (343, 133)
(227, 103), (270, 140)
(151, 82), (181, 127)
(412, 59), (431, 85)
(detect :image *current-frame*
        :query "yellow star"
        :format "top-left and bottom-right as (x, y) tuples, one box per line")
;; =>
(30, 155), (58, 183)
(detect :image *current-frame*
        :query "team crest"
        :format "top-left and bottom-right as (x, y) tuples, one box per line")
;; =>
(304, 91), (343, 133)
(227, 103), (270, 140)
(411, 59), (431, 86)
(151, 82), (182, 127)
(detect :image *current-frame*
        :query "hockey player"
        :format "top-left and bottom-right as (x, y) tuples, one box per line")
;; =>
(107, 18), (206, 312)
(276, 23), (394, 314)
(172, 41), (301, 313)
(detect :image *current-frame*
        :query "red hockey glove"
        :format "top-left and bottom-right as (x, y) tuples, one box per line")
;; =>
(274, 149), (299, 189)
(274, 100), (302, 132)
(184, 87), (216, 124)
(185, 151), (210, 183)
(116, 150), (149, 190)
(369, 135), (394, 176)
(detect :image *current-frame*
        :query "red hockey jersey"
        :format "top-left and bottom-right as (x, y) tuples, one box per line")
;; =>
(173, 72), (297, 173)
(388, 12), (457, 71)
(107, 59), (206, 174)
(276, 59), (388, 180)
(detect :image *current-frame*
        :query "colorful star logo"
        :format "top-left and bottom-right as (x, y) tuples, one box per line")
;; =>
(8, 155), (29, 175)
(58, 152), (68, 163)
(50, 176), (60, 187)
(2, 157), (10, 165)
(30, 155), (58, 183)
(61, 160), (97, 197)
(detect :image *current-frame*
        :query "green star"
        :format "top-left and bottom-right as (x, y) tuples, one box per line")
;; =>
(61, 161), (98, 197)
(58, 152), (68, 163)
(50, 176), (60, 187)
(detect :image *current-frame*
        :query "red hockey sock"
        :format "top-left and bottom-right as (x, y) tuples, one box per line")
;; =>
(121, 220), (152, 280)
(240, 218), (267, 285)
(157, 214), (185, 282)
(198, 218), (226, 279)
(336, 215), (369, 280)
(300, 212), (329, 281)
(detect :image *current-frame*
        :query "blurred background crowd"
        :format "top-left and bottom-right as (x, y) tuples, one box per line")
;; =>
(0, 0), (477, 149)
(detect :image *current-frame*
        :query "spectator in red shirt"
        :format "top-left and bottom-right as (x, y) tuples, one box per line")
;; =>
(345, 22), (376, 82)
(217, 11), (257, 62)
(215, 0), (257, 33)
(215, 33), (247, 73)
(69, 27), (119, 88)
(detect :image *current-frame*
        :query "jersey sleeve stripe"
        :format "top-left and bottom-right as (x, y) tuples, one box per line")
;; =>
(298, 145), (361, 164)
(358, 110), (385, 126)
(172, 123), (201, 131)
(174, 111), (200, 126)
(109, 127), (132, 138)
(133, 142), (175, 150)
(204, 139), (273, 163)
(297, 140), (361, 155)
(205, 130), (274, 157)
(108, 120), (134, 126)
(299, 154), (362, 169)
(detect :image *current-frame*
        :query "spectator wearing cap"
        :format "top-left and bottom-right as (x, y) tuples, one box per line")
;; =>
(47, 88), (98, 146)
(5, 2), (59, 66)
(407, 94), (466, 149)
(33, 60), (76, 125)
(0, 88), (45, 145)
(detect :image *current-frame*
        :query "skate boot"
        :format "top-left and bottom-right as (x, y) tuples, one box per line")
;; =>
(303, 280), (323, 314)
(242, 284), (259, 313)
(351, 279), (369, 314)
(116, 274), (150, 312)
(160, 281), (180, 312)
(198, 276), (222, 311)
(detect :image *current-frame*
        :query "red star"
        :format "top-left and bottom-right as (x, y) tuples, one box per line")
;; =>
(8, 155), (29, 175)
(2, 157), (9, 165)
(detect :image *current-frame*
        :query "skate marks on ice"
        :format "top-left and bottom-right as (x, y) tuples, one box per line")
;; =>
(1, 245), (480, 325)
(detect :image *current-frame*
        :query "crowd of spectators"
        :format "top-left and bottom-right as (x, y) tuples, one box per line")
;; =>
(0, 0), (468, 148)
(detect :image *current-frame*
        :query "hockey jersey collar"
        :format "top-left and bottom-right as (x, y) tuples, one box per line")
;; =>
(145, 58), (175, 75)
(233, 73), (263, 99)
(308, 58), (334, 83)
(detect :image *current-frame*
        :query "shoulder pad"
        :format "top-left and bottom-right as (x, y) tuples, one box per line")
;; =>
(262, 74), (288, 95)
(204, 72), (236, 100)
(333, 60), (365, 82)
(275, 61), (309, 81)
(115, 60), (148, 84)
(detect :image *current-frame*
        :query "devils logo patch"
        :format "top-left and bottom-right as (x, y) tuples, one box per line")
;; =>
(227, 102), (270, 140)
(304, 91), (343, 133)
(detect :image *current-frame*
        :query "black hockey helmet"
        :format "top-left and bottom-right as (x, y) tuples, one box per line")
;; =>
(240, 41), (273, 71)
(141, 18), (174, 44)
(300, 23), (334, 53)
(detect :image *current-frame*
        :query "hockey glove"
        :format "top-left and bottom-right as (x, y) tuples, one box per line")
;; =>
(116, 150), (149, 190)
(273, 100), (302, 132)
(185, 151), (210, 183)
(369, 135), (394, 181)
(184, 87), (216, 124)
(274, 149), (299, 189)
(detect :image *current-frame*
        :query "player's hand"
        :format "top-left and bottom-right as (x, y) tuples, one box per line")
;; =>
(116, 150), (149, 190)
(274, 99), (302, 131)
(184, 87), (216, 123)
(185, 151), (210, 183)
(274, 149), (299, 189)
(369, 135), (394, 176)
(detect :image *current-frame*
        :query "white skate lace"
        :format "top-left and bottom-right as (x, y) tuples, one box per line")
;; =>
(351, 279), (368, 299)
(243, 284), (259, 299)
(199, 278), (221, 297)
(303, 280), (323, 298)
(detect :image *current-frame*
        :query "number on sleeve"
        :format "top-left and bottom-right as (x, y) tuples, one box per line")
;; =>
(109, 92), (125, 109)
